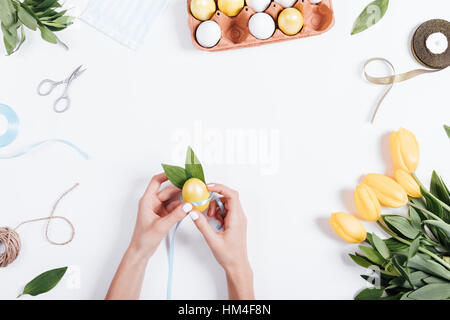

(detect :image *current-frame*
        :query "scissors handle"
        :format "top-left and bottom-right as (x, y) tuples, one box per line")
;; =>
(37, 79), (62, 96)
(53, 96), (71, 113)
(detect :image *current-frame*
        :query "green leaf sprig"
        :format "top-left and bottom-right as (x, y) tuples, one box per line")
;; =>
(18, 266), (67, 298)
(351, 0), (389, 35)
(350, 171), (450, 300)
(445, 125), (450, 139)
(0, 0), (73, 55)
(162, 147), (206, 189)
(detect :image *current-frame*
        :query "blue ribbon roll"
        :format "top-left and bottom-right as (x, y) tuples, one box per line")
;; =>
(0, 104), (19, 147)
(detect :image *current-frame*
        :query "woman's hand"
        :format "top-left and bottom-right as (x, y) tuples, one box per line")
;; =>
(189, 183), (254, 300)
(106, 173), (192, 300)
(129, 173), (192, 260)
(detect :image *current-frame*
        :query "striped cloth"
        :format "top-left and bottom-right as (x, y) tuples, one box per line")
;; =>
(81, 0), (168, 50)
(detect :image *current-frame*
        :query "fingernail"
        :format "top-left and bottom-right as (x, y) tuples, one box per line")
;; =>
(189, 211), (199, 221)
(207, 183), (215, 187)
(183, 203), (193, 213)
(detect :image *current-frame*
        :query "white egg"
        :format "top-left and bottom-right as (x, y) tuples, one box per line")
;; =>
(277, 0), (296, 7)
(248, 12), (275, 40)
(246, 0), (271, 12)
(195, 21), (222, 48)
(309, 0), (322, 4)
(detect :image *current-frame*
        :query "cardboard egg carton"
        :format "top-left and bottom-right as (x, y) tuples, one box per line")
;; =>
(187, 0), (335, 51)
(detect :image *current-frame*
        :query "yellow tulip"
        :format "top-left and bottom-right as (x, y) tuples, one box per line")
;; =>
(182, 178), (210, 212)
(394, 168), (421, 198)
(363, 174), (408, 208)
(330, 212), (367, 243)
(354, 184), (381, 221)
(390, 128), (419, 173)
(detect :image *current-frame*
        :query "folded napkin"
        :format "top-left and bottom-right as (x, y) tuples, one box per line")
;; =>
(81, 0), (168, 50)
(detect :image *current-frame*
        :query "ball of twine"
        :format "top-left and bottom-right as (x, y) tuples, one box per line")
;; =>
(0, 183), (78, 268)
(0, 227), (21, 268)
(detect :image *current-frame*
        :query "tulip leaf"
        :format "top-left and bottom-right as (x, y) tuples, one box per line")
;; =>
(354, 287), (385, 300)
(161, 164), (187, 189)
(407, 283), (450, 300)
(349, 254), (373, 268)
(185, 146), (205, 183)
(423, 220), (450, 239)
(383, 215), (420, 240)
(359, 245), (385, 265)
(430, 171), (450, 206)
(408, 255), (450, 281)
(18, 267), (67, 297)
(371, 233), (390, 259)
(18, 4), (37, 31)
(408, 207), (422, 230)
(392, 256), (415, 289)
(351, 0), (389, 35)
(445, 125), (450, 139)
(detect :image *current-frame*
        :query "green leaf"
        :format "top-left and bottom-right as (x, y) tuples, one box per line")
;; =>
(38, 25), (57, 43)
(408, 283), (450, 300)
(423, 276), (448, 284)
(19, 267), (67, 297)
(392, 256), (415, 289)
(408, 237), (421, 262)
(18, 4), (37, 30)
(384, 238), (409, 252)
(372, 233), (390, 259)
(383, 215), (420, 239)
(351, 0), (389, 35)
(423, 220), (450, 239)
(161, 164), (187, 189)
(430, 171), (450, 206)
(2, 22), (18, 55)
(359, 245), (385, 265)
(409, 207), (422, 230)
(355, 287), (385, 300)
(445, 125), (450, 139)
(185, 146), (205, 183)
(408, 254), (450, 281)
(349, 254), (373, 268)
(0, 0), (17, 28)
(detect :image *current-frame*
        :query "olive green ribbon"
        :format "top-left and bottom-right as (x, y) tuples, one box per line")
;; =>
(364, 58), (445, 123)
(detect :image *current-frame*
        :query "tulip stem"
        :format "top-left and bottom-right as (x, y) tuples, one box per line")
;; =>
(377, 221), (450, 271)
(413, 173), (450, 213)
(408, 202), (444, 222)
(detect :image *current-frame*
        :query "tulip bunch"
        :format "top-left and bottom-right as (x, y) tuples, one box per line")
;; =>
(330, 128), (450, 300)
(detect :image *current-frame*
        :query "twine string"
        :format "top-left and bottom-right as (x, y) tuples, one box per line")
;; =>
(0, 183), (79, 268)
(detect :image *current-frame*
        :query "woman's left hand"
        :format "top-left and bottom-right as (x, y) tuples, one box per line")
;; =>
(129, 172), (193, 261)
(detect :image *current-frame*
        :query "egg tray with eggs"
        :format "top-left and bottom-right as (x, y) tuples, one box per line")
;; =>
(188, 0), (334, 51)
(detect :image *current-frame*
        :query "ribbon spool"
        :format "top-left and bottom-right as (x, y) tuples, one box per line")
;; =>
(0, 184), (78, 268)
(364, 19), (450, 123)
(0, 103), (89, 159)
(166, 191), (225, 300)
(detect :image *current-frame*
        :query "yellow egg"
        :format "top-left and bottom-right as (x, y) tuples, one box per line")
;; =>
(190, 0), (216, 21)
(182, 178), (210, 212)
(218, 0), (244, 17)
(278, 8), (303, 36)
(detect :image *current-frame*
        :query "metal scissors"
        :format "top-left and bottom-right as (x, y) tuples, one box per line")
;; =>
(37, 65), (86, 113)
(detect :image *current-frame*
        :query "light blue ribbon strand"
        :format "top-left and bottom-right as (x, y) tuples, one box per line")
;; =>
(0, 104), (20, 147)
(166, 192), (225, 300)
(0, 139), (89, 160)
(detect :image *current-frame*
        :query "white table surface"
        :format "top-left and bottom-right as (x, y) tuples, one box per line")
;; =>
(0, 0), (449, 300)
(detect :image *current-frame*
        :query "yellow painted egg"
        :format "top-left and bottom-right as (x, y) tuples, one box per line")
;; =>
(218, 0), (245, 17)
(190, 0), (216, 21)
(278, 8), (303, 36)
(182, 178), (210, 212)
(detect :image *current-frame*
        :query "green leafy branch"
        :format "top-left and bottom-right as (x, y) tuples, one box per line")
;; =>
(0, 0), (73, 55)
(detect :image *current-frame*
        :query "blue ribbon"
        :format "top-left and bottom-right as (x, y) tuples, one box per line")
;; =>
(166, 192), (225, 300)
(0, 104), (19, 147)
(0, 104), (89, 159)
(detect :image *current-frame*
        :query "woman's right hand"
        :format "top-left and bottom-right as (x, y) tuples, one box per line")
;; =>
(189, 183), (254, 300)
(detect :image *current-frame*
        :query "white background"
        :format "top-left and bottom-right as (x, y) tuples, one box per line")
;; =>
(0, 0), (449, 300)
